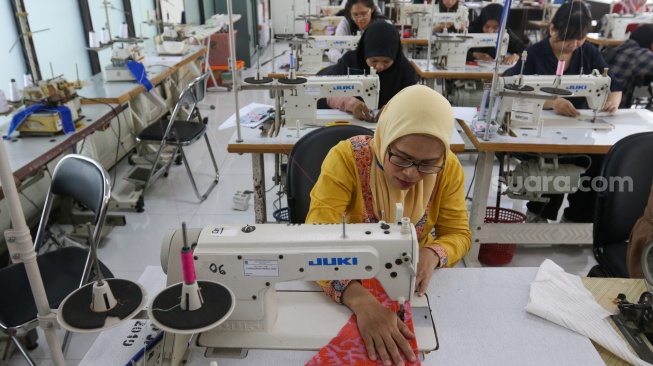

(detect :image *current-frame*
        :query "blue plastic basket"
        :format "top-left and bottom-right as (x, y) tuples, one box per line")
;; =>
(273, 207), (289, 223)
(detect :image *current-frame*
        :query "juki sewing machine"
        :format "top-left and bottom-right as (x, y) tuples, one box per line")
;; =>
(104, 43), (145, 82)
(600, 12), (653, 40)
(299, 35), (360, 71)
(492, 71), (612, 130)
(282, 72), (380, 128)
(430, 32), (509, 70)
(410, 7), (470, 38)
(153, 221), (437, 365)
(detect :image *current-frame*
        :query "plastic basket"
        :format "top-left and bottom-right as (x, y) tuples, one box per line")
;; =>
(208, 60), (244, 87)
(273, 207), (289, 223)
(478, 207), (527, 265)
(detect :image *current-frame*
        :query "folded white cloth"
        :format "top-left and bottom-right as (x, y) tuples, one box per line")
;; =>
(525, 259), (652, 366)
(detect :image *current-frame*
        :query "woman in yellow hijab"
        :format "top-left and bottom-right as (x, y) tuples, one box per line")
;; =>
(307, 84), (471, 365)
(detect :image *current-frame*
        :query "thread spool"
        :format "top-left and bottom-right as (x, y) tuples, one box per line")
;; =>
(101, 28), (110, 44)
(556, 60), (565, 76)
(8, 79), (20, 103)
(0, 90), (9, 113)
(23, 72), (33, 88)
(180, 249), (196, 284)
(88, 31), (99, 48)
(120, 22), (129, 38)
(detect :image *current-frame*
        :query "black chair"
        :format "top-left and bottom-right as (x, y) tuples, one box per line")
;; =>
(588, 132), (653, 278)
(0, 154), (113, 364)
(135, 71), (219, 203)
(286, 125), (374, 223)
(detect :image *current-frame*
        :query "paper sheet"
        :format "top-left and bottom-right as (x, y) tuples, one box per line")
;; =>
(218, 103), (274, 130)
(525, 259), (653, 366)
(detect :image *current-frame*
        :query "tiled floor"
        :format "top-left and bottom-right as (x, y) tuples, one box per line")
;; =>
(2, 43), (597, 365)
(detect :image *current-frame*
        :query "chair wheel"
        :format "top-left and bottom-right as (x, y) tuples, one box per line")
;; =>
(175, 155), (183, 165)
(164, 172), (169, 178)
(128, 155), (135, 165)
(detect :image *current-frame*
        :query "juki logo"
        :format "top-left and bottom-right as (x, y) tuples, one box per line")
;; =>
(333, 85), (354, 91)
(308, 257), (359, 266)
(566, 85), (588, 90)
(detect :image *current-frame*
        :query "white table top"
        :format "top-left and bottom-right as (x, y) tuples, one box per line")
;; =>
(81, 266), (604, 365)
(457, 107), (653, 153)
(411, 59), (514, 78)
(225, 103), (467, 153)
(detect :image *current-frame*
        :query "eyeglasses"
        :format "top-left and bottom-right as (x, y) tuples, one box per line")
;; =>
(351, 9), (371, 19)
(387, 147), (445, 174)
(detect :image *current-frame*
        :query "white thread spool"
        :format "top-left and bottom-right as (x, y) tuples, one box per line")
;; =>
(101, 28), (110, 44)
(0, 90), (10, 113)
(88, 31), (99, 48)
(8, 79), (20, 103)
(119, 22), (129, 38)
(23, 72), (33, 88)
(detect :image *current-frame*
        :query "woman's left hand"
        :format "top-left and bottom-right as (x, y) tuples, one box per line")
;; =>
(415, 247), (439, 297)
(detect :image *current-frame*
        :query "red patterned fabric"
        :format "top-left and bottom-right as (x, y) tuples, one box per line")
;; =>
(306, 278), (421, 366)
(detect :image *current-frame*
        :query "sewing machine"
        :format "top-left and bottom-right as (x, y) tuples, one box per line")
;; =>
(18, 77), (82, 134)
(600, 13), (653, 40)
(410, 7), (470, 38)
(282, 72), (380, 127)
(299, 35), (360, 71)
(154, 221), (437, 365)
(156, 26), (189, 55)
(431, 32), (509, 70)
(492, 72), (612, 129)
(104, 44), (145, 82)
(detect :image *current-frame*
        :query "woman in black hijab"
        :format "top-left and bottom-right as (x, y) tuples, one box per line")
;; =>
(467, 4), (526, 64)
(317, 20), (419, 121)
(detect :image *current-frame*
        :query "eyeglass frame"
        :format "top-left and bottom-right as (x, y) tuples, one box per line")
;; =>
(350, 8), (372, 19)
(387, 146), (446, 174)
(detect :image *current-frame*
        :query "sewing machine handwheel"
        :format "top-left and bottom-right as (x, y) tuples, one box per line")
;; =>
(505, 84), (535, 92)
(539, 87), (573, 96)
(642, 242), (653, 290)
(244, 77), (274, 84)
(279, 77), (308, 85)
(148, 281), (235, 335)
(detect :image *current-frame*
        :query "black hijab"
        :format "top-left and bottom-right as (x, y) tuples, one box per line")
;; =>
(318, 20), (418, 109)
(469, 3), (503, 33)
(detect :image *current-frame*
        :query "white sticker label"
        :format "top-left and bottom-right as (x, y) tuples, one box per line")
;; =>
(209, 227), (238, 237)
(244, 259), (279, 277)
(316, 41), (326, 48)
(305, 86), (321, 96)
(511, 98), (535, 124)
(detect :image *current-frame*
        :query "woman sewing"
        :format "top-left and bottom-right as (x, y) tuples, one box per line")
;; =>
(466, 4), (526, 64)
(328, 0), (386, 63)
(307, 85), (472, 365)
(503, 1), (623, 224)
(318, 21), (419, 121)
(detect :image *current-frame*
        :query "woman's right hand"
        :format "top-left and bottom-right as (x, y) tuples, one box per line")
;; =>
(351, 100), (372, 121)
(552, 97), (580, 117)
(473, 52), (493, 62)
(343, 282), (417, 365)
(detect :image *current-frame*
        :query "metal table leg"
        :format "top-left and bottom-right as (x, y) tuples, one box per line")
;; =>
(252, 153), (267, 223)
(464, 151), (494, 267)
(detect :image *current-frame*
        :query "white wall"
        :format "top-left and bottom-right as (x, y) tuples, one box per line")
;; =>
(0, 2), (36, 88)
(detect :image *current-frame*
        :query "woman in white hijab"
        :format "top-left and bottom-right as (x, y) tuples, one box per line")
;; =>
(307, 85), (471, 365)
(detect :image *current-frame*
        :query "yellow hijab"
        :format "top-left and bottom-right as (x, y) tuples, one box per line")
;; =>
(369, 85), (454, 224)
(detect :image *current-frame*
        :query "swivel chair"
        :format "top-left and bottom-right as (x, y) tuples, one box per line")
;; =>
(134, 71), (219, 206)
(588, 131), (653, 278)
(0, 154), (113, 364)
(286, 125), (374, 223)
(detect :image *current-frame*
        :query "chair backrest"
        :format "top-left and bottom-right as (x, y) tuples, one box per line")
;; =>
(286, 125), (374, 223)
(34, 154), (111, 252)
(167, 72), (211, 124)
(594, 132), (653, 260)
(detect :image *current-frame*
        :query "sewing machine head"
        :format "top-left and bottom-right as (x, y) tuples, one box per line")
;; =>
(494, 71), (611, 128)
(600, 13), (653, 40)
(282, 71), (380, 127)
(431, 32), (509, 70)
(299, 35), (360, 71)
(161, 221), (418, 332)
(411, 7), (469, 38)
